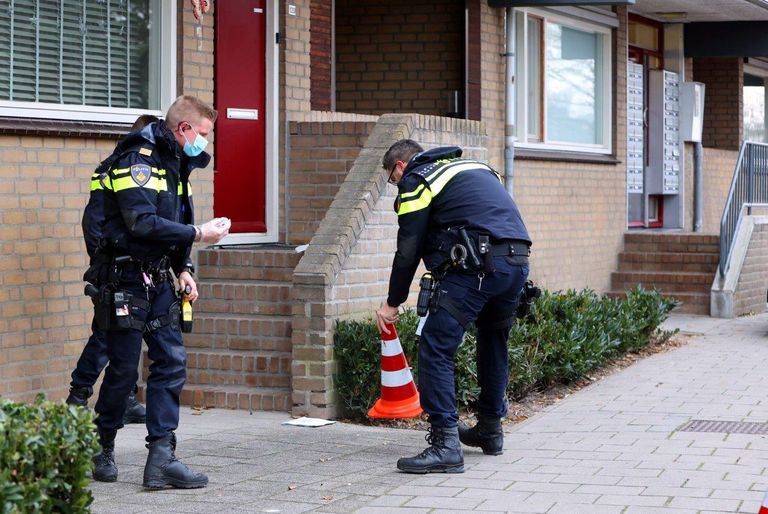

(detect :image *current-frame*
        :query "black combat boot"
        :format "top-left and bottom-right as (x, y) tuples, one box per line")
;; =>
(92, 429), (118, 482)
(143, 432), (208, 490)
(65, 386), (92, 407)
(458, 415), (504, 455)
(396, 425), (464, 474)
(122, 384), (146, 424)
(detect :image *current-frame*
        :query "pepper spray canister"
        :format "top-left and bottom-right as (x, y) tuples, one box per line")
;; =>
(181, 285), (193, 333)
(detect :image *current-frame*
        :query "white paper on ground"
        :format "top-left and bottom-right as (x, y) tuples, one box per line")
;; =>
(282, 416), (336, 427)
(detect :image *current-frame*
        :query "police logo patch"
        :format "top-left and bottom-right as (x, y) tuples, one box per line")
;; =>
(130, 164), (152, 186)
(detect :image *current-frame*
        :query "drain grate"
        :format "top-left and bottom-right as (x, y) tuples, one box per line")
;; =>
(679, 420), (768, 435)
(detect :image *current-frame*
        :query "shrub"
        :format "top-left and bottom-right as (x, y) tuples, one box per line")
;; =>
(334, 286), (677, 420)
(0, 395), (99, 514)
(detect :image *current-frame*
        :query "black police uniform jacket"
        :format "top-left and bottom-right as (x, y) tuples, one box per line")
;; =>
(387, 146), (531, 307)
(95, 121), (206, 274)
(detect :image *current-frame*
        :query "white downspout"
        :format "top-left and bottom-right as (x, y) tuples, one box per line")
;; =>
(504, 7), (516, 197)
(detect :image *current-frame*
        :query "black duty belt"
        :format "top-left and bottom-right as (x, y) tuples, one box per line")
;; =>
(114, 256), (172, 283)
(488, 241), (531, 258)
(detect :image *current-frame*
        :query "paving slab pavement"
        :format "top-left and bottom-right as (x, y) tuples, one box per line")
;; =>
(90, 313), (768, 513)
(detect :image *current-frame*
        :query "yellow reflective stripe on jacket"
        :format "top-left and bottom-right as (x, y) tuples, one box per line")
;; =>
(177, 181), (193, 196)
(396, 159), (500, 216)
(110, 167), (167, 193)
(426, 161), (498, 196)
(178, 181), (193, 196)
(400, 183), (426, 200)
(90, 173), (105, 191)
(397, 186), (433, 215)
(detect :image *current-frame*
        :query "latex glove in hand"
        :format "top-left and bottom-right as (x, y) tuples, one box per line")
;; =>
(198, 217), (231, 244)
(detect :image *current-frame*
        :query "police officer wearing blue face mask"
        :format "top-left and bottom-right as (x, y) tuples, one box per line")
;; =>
(91, 95), (230, 489)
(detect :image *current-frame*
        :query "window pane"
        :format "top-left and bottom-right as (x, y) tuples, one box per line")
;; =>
(11, 1), (37, 102)
(744, 84), (766, 143)
(545, 22), (604, 145)
(527, 17), (542, 142)
(1, 0), (156, 109)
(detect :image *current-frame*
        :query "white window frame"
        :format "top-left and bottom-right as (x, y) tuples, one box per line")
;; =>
(744, 60), (768, 144)
(515, 8), (613, 154)
(0, 0), (176, 124)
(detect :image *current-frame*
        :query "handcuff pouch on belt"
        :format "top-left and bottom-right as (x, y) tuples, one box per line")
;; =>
(84, 254), (168, 332)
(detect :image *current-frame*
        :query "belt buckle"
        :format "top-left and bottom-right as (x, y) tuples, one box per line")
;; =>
(508, 243), (515, 256)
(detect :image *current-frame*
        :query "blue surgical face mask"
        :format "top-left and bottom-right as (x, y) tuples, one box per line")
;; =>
(180, 124), (208, 157)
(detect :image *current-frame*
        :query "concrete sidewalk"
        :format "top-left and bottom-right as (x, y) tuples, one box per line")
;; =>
(91, 313), (768, 513)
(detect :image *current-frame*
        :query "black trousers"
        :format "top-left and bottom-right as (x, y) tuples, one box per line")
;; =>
(94, 273), (185, 442)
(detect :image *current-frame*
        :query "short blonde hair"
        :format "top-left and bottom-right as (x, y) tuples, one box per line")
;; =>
(165, 95), (217, 129)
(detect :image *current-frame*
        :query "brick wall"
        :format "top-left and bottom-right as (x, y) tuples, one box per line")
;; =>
(291, 113), (487, 418)
(466, 0), (482, 121)
(477, 4), (505, 171)
(310, 0), (333, 111)
(692, 57), (743, 151)
(182, 1), (215, 243)
(734, 223), (768, 316)
(282, 0), (312, 119)
(0, 135), (115, 401)
(703, 148), (739, 232)
(335, 0), (465, 116)
(286, 121), (376, 245)
(0, 2), (215, 402)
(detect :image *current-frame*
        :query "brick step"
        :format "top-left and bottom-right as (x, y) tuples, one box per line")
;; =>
(606, 291), (709, 315)
(197, 280), (292, 302)
(623, 232), (719, 245)
(197, 245), (301, 280)
(623, 241), (720, 254)
(186, 351), (291, 389)
(611, 270), (713, 287)
(179, 384), (291, 412)
(199, 266), (295, 282)
(194, 282), (292, 316)
(617, 251), (719, 273)
(191, 313), (291, 338)
(184, 332), (291, 353)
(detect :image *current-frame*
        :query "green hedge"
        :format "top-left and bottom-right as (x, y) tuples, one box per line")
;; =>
(334, 286), (678, 420)
(0, 395), (99, 514)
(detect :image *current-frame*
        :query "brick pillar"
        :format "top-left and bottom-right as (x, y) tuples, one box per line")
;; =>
(693, 57), (744, 151)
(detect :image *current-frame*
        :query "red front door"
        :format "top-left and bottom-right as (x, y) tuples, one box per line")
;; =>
(214, 0), (267, 233)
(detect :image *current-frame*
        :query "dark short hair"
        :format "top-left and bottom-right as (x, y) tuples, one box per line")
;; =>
(130, 114), (160, 132)
(382, 139), (424, 171)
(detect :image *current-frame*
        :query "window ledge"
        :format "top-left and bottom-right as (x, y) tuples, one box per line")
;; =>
(0, 117), (131, 139)
(515, 147), (621, 165)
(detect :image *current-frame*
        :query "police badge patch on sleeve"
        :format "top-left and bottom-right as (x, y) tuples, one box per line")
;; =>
(130, 164), (152, 187)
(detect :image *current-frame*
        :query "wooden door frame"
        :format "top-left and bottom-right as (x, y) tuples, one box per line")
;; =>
(215, 2), (279, 246)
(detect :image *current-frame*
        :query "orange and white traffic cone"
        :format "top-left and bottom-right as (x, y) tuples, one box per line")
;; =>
(368, 323), (423, 419)
(759, 489), (768, 514)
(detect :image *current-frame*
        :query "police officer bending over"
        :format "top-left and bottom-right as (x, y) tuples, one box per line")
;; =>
(376, 139), (531, 474)
(91, 95), (230, 489)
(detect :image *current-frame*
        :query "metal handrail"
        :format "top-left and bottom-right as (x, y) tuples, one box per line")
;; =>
(719, 141), (768, 275)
